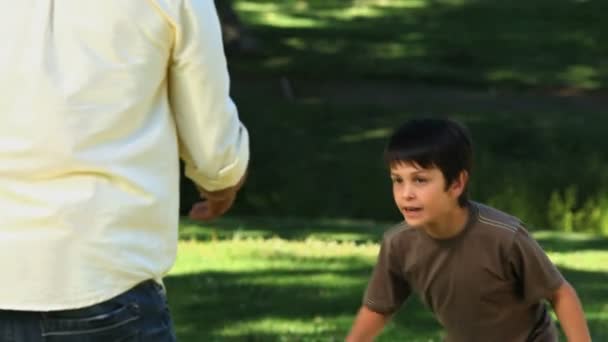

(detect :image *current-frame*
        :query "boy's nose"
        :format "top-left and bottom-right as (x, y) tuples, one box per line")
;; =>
(401, 184), (415, 200)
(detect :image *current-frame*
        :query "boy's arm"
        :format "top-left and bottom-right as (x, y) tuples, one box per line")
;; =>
(509, 228), (590, 341)
(349, 229), (410, 341)
(549, 281), (591, 342)
(346, 306), (390, 342)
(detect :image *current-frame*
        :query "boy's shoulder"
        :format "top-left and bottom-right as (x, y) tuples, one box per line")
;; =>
(380, 221), (418, 248)
(471, 201), (528, 238)
(474, 201), (524, 228)
(384, 220), (415, 236)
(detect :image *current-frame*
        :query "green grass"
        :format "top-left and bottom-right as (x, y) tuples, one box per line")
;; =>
(166, 218), (608, 341)
(230, 0), (608, 90)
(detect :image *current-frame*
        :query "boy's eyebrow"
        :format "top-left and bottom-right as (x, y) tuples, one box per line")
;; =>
(390, 170), (430, 177)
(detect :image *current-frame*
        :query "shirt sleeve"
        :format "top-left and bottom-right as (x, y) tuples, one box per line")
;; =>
(168, 0), (249, 191)
(509, 227), (564, 303)
(363, 235), (411, 314)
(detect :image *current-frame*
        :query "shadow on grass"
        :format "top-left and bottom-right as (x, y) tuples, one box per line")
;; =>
(173, 0), (608, 234)
(165, 264), (607, 341)
(233, 0), (607, 90)
(180, 96), (608, 233)
(179, 216), (389, 243)
(535, 232), (608, 253)
(165, 267), (438, 342)
(170, 219), (608, 341)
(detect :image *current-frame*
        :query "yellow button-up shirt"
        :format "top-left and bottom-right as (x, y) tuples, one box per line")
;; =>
(0, 0), (249, 310)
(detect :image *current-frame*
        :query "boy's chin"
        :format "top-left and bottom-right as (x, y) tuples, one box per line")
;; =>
(403, 217), (424, 228)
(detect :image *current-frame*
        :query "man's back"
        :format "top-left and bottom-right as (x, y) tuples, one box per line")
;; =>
(0, 0), (249, 310)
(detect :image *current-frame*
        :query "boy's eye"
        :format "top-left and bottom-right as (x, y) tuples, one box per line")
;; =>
(413, 177), (427, 184)
(391, 177), (403, 184)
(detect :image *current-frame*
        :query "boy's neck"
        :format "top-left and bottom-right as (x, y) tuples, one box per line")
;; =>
(423, 204), (470, 240)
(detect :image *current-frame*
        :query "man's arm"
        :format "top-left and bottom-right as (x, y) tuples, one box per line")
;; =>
(549, 281), (591, 342)
(345, 306), (390, 342)
(169, 0), (249, 194)
(164, 0), (249, 220)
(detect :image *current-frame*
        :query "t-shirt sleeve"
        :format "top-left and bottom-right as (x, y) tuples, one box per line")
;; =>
(363, 235), (411, 314)
(509, 227), (564, 302)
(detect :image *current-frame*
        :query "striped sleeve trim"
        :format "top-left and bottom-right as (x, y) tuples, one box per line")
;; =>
(478, 213), (519, 232)
(364, 299), (397, 315)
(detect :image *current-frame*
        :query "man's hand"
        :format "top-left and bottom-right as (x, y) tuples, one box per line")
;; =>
(189, 173), (246, 221)
(188, 194), (236, 221)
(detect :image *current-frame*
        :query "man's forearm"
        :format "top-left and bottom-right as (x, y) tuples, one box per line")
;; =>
(197, 169), (247, 200)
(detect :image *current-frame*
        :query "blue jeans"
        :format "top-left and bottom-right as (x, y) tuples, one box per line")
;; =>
(0, 280), (176, 342)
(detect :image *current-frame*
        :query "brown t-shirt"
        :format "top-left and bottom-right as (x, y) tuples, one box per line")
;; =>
(363, 202), (564, 342)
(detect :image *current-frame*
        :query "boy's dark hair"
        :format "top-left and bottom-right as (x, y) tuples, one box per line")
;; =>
(384, 118), (473, 207)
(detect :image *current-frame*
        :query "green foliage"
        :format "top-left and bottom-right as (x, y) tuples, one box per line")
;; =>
(548, 187), (608, 234)
(548, 186), (578, 232)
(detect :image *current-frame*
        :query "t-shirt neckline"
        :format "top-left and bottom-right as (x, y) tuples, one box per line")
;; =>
(417, 201), (479, 245)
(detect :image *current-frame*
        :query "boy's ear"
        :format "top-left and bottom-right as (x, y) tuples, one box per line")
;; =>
(449, 170), (469, 197)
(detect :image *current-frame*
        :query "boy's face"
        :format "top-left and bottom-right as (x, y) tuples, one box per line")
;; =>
(390, 162), (465, 228)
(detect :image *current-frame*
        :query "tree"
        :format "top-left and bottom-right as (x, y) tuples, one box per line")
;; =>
(215, 0), (259, 55)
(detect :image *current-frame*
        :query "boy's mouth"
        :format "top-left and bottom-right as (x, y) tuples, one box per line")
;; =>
(403, 206), (422, 213)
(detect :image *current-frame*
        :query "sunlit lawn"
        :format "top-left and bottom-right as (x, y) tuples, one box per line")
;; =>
(165, 219), (608, 341)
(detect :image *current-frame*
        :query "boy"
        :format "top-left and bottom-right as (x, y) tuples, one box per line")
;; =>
(346, 118), (590, 341)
